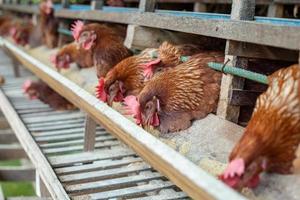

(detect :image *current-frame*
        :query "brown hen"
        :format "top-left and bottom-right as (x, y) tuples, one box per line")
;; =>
(51, 42), (94, 71)
(220, 64), (300, 189)
(125, 52), (224, 133)
(143, 41), (209, 79)
(71, 21), (132, 78)
(96, 48), (157, 105)
(23, 80), (76, 110)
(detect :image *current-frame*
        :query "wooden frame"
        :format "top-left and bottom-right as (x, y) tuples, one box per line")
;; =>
(0, 73), (70, 199)
(1, 38), (246, 200)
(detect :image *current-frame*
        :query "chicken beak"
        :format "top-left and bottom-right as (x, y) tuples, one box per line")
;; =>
(107, 94), (115, 107)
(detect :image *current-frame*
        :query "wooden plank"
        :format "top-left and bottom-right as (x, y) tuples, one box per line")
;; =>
(130, 192), (187, 200)
(80, 181), (174, 200)
(226, 42), (299, 62)
(83, 115), (97, 152)
(27, 118), (84, 128)
(35, 132), (106, 143)
(139, 0), (156, 12)
(0, 132), (18, 144)
(66, 172), (163, 194)
(28, 123), (83, 132)
(36, 172), (51, 198)
(43, 140), (120, 155)
(60, 164), (152, 183)
(53, 9), (300, 50)
(0, 186), (4, 200)
(0, 144), (27, 160)
(8, 198), (51, 200)
(0, 87), (70, 199)
(49, 148), (134, 167)
(267, 2), (284, 17)
(55, 157), (142, 175)
(23, 112), (83, 124)
(229, 89), (261, 106)
(91, 0), (103, 10)
(39, 135), (114, 148)
(3, 39), (245, 200)
(0, 166), (35, 181)
(0, 117), (9, 129)
(217, 0), (255, 123)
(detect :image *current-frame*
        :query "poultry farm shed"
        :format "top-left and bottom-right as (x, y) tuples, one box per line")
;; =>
(0, 0), (299, 200)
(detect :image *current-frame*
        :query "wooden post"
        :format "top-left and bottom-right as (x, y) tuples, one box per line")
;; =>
(139, 0), (156, 12)
(61, 0), (69, 8)
(217, 0), (255, 123)
(35, 172), (51, 198)
(12, 59), (20, 77)
(91, 0), (103, 10)
(194, 2), (207, 12)
(83, 115), (97, 152)
(0, 186), (4, 200)
(267, 3), (284, 17)
(58, 0), (70, 47)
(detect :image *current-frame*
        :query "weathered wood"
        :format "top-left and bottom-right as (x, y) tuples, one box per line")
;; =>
(130, 192), (187, 200)
(0, 186), (4, 200)
(39, 135), (114, 148)
(0, 166), (35, 181)
(61, 0), (69, 8)
(0, 144), (27, 160)
(0, 86), (70, 199)
(91, 0), (103, 10)
(0, 117), (9, 129)
(60, 164), (152, 183)
(139, 0), (156, 12)
(0, 132), (18, 144)
(193, 2), (207, 12)
(49, 148), (134, 167)
(43, 140), (120, 155)
(66, 172), (162, 194)
(217, 0), (255, 123)
(3, 39), (246, 200)
(267, 2), (284, 17)
(79, 181), (174, 200)
(226, 42), (299, 62)
(7, 198), (51, 200)
(84, 115), (97, 152)
(55, 157), (142, 175)
(36, 172), (51, 198)
(229, 89), (262, 106)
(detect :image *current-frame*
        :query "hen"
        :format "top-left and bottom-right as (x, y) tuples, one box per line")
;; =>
(96, 48), (157, 105)
(0, 18), (21, 36)
(143, 41), (204, 79)
(22, 80), (75, 110)
(39, 0), (59, 48)
(10, 21), (35, 46)
(71, 21), (132, 78)
(219, 64), (300, 189)
(124, 52), (224, 133)
(51, 42), (94, 71)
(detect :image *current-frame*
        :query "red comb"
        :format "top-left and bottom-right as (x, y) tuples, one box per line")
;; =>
(22, 80), (32, 93)
(219, 158), (245, 188)
(96, 77), (108, 102)
(71, 20), (84, 41)
(123, 95), (142, 125)
(142, 58), (161, 79)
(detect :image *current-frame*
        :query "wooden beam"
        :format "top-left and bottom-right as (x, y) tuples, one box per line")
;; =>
(2, 39), (246, 200)
(0, 132), (18, 144)
(0, 80), (70, 199)
(217, 0), (255, 123)
(91, 0), (104, 10)
(36, 172), (51, 198)
(193, 2), (207, 12)
(61, 0), (69, 9)
(0, 166), (35, 181)
(0, 144), (27, 160)
(83, 115), (97, 152)
(0, 117), (9, 129)
(267, 2), (284, 17)
(226, 42), (299, 62)
(0, 186), (4, 200)
(229, 89), (262, 106)
(139, 0), (156, 12)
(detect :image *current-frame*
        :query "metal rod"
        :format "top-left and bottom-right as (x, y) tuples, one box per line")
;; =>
(208, 62), (268, 85)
